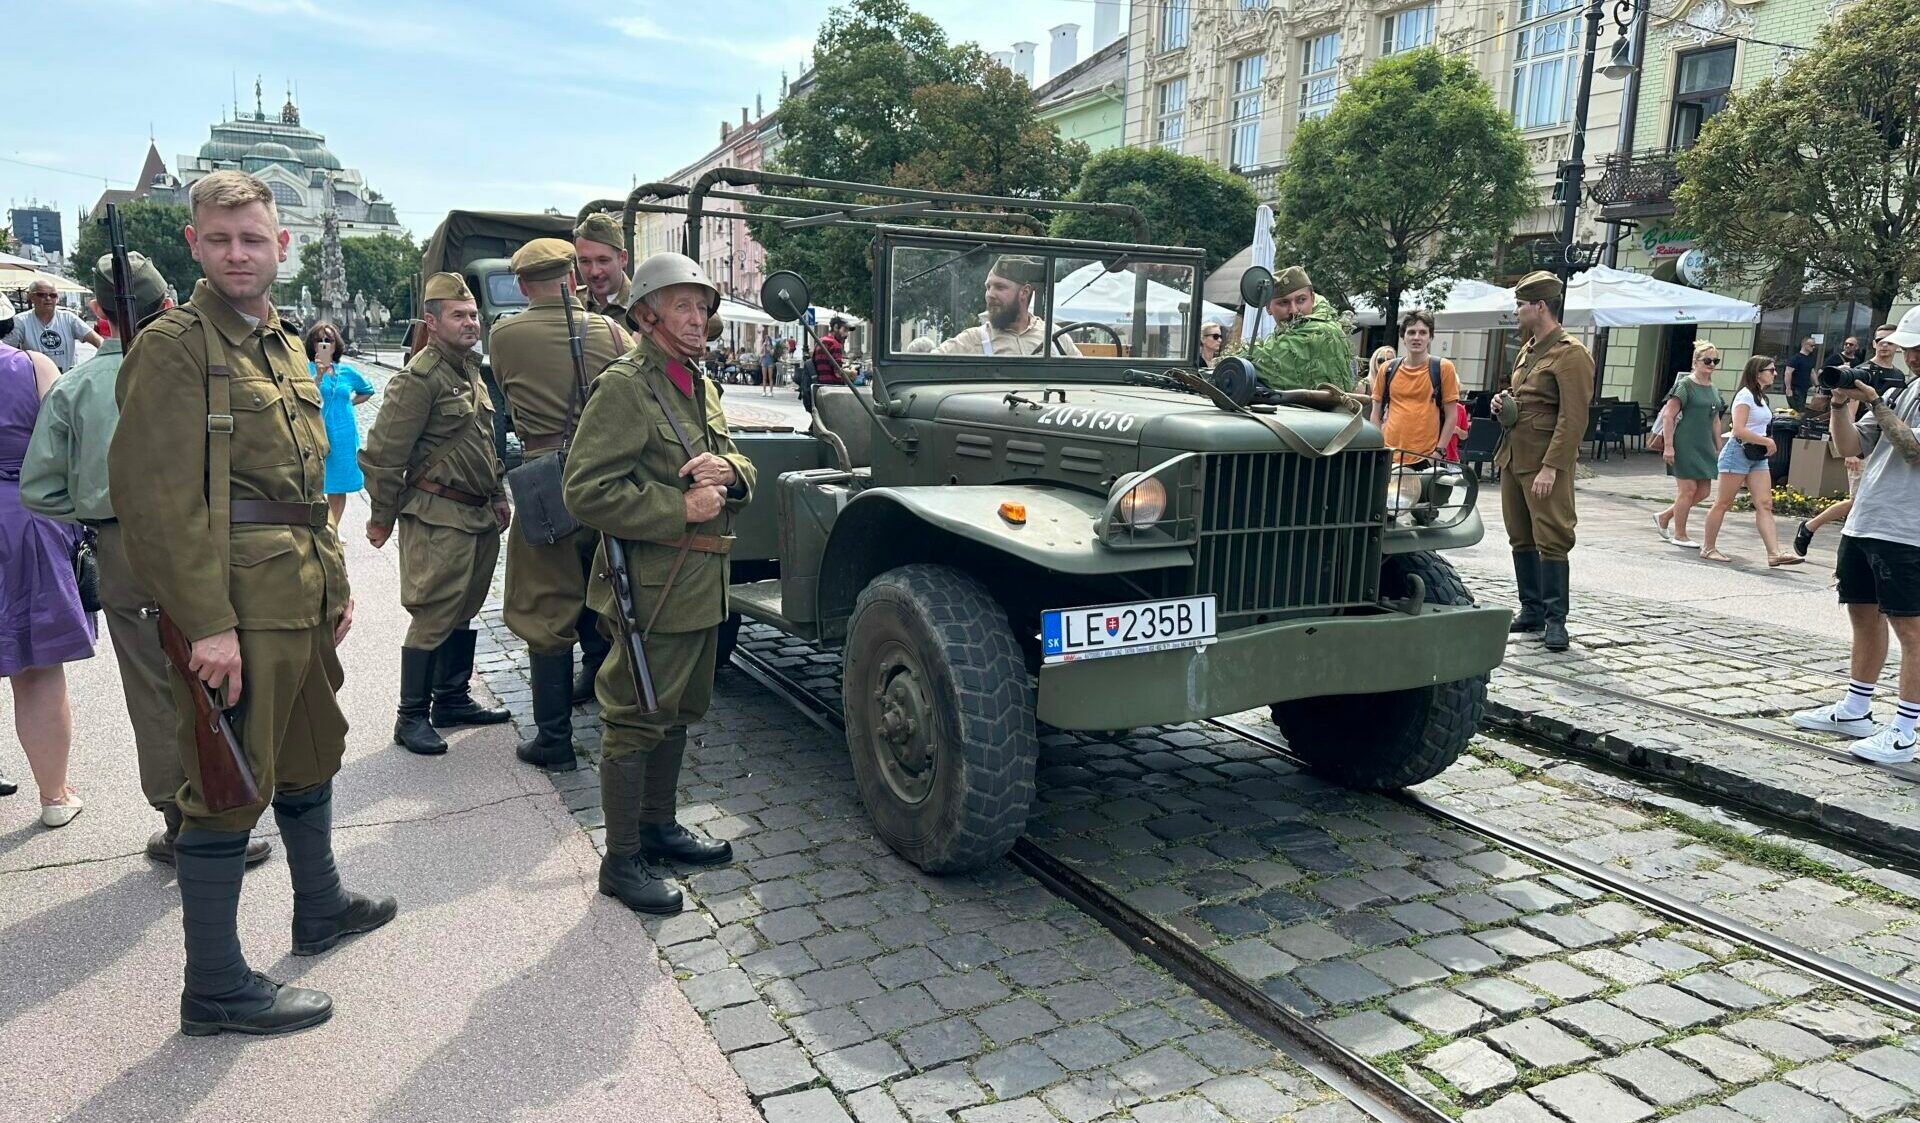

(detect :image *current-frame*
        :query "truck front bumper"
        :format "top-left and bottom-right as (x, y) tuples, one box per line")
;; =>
(1035, 602), (1512, 731)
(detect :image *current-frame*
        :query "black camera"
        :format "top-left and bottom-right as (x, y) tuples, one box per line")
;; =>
(1819, 362), (1872, 391)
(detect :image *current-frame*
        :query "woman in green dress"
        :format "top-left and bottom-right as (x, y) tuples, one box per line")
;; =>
(1655, 340), (1724, 549)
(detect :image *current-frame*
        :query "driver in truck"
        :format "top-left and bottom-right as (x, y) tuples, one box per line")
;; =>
(934, 255), (1082, 357)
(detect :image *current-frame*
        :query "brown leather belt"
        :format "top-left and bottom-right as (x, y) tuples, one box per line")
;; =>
(231, 499), (330, 527)
(413, 479), (489, 507)
(521, 434), (567, 452)
(645, 533), (733, 555)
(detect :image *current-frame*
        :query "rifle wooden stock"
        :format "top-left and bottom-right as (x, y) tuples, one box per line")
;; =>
(601, 535), (661, 715)
(155, 612), (261, 813)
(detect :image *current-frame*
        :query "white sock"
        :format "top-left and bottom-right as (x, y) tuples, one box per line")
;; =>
(1894, 699), (1920, 742)
(1837, 679), (1876, 720)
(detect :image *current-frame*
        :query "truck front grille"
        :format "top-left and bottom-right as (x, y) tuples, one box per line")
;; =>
(1196, 450), (1387, 623)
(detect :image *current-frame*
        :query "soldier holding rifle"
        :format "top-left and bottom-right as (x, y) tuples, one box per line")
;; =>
(562, 252), (755, 915)
(109, 170), (395, 1037)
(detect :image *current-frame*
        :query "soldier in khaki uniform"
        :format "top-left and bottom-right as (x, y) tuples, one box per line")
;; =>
(488, 238), (631, 771)
(563, 252), (756, 915)
(110, 170), (394, 1036)
(1492, 271), (1593, 653)
(360, 272), (513, 754)
(575, 213), (633, 320)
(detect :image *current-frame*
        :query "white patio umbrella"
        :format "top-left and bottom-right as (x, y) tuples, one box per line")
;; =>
(1053, 262), (1235, 327)
(716, 298), (778, 327)
(1562, 265), (1760, 327)
(1348, 280), (1519, 330)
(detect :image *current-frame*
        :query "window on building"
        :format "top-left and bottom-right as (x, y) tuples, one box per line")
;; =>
(1237, 0), (1270, 9)
(1299, 33), (1340, 120)
(1229, 55), (1265, 169)
(1669, 44), (1736, 149)
(1510, 0), (1580, 129)
(1155, 78), (1188, 149)
(267, 181), (301, 208)
(1160, 0), (1190, 51)
(1381, 5), (1436, 55)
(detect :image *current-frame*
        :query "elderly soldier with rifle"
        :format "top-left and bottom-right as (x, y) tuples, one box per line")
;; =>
(562, 251), (755, 915)
(488, 238), (630, 771)
(360, 272), (513, 755)
(109, 170), (394, 1036)
(575, 213), (633, 319)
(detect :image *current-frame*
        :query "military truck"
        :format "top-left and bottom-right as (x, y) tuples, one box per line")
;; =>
(588, 171), (1511, 874)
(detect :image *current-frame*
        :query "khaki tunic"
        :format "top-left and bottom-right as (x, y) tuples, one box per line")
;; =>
(562, 338), (757, 756)
(579, 276), (632, 322)
(109, 279), (351, 831)
(360, 340), (506, 648)
(1495, 325), (1593, 561)
(490, 295), (631, 654)
(934, 315), (1082, 357)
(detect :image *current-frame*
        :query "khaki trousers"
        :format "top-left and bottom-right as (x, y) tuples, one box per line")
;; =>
(397, 515), (499, 649)
(1501, 465), (1578, 562)
(503, 520), (600, 656)
(596, 624), (718, 761)
(96, 521), (185, 809)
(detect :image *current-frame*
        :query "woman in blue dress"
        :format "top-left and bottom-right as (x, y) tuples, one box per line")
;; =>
(305, 321), (374, 526)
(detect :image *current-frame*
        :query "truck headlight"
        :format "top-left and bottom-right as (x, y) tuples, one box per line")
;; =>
(1388, 472), (1426, 514)
(1112, 474), (1167, 528)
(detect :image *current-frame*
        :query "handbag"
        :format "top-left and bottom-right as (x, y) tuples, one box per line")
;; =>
(506, 311), (614, 546)
(71, 527), (100, 614)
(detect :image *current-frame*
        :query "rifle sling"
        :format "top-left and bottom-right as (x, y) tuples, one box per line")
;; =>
(636, 364), (709, 642)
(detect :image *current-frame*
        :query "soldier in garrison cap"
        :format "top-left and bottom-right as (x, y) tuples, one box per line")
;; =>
(935, 255), (1082, 357)
(109, 169), (392, 1036)
(1254, 265), (1356, 389)
(359, 271), (513, 755)
(488, 238), (634, 771)
(574, 213), (632, 319)
(1492, 270), (1593, 653)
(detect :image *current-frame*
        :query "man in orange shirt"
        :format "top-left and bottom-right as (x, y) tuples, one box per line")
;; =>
(1370, 309), (1460, 464)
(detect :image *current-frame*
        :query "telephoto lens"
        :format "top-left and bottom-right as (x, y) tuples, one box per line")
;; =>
(1818, 363), (1866, 391)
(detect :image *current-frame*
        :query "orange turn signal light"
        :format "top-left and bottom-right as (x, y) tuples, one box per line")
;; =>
(998, 501), (1028, 525)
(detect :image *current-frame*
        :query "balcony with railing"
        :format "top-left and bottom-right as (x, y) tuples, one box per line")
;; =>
(1591, 147), (1687, 219)
(1236, 161), (1284, 204)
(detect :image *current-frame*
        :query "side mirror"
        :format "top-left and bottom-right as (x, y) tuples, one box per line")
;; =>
(1239, 265), (1274, 310)
(761, 271), (811, 324)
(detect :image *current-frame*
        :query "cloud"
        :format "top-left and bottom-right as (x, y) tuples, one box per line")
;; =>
(607, 12), (811, 70)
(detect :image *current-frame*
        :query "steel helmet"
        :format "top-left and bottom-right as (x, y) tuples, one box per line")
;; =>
(629, 252), (720, 312)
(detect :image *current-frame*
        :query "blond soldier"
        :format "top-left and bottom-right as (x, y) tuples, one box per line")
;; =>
(574, 213), (632, 318)
(110, 170), (393, 1036)
(488, 238), (631, 771)
(1492, 271), (1593, 653)
(359, 273), (512, 754)
(563, 253), (756, 915)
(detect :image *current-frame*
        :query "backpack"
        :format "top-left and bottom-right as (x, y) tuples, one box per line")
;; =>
(1380, 356), (1444, 428)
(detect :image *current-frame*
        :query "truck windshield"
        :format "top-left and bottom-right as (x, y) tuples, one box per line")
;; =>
(888, 244), (1206, 362)
(484, 271), (528, 310)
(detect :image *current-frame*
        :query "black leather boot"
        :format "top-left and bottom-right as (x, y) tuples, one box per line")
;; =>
(175, 828), (332, 1037)
(1509, 551), (1546, 634)
(599, 754), (683, 914)
(149, 804), (272, 866)
(1541, 559), (1571, 653)
(517, 652), (579, 772)
(274, 784), (398, 956)
(394, 647), (447, 755)
(636, 729), (731, 865)
(572, 609), (610, 705)
(430, 629), (510, 728)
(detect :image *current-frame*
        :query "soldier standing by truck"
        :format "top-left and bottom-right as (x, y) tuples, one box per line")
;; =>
(562, 252), (756, 915)
(487, 238), (630, 771)
(1492, 271), (1593, 653)
(574, 213), (633, 319)
(360, 272), (513, 755)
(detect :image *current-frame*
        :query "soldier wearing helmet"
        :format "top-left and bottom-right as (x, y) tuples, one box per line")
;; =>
(561, 251), (758, 915)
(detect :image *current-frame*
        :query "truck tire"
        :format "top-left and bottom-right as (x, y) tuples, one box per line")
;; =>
(1267, 552), (1485, 790)
(844, 564), (1037, 873)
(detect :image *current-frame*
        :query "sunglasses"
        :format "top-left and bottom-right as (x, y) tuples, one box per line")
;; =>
(1700, 357), (1720, 366)
(30, 292), (56, 299)
(1203, 332), (1223, 340)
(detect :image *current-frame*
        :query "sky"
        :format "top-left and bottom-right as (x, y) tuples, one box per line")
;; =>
(1, 0), (1118, 248)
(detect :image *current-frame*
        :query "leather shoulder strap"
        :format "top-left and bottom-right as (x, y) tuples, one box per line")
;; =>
(405, 359), (477, 489)
(641, 365), (702, 460)
(182, 307), (234, 577)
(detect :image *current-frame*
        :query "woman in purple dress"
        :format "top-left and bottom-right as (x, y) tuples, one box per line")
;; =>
(0, 294), (93, 827)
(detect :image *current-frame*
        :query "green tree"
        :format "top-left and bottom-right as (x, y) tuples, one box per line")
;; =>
(1272, 50), (1530, 330)
(755, 0), (1086, 317)
(70, 200), (203, 297)
(290, 231), (420, 319)
(1674, 0), (1920, 325)
(1049, 148), (1259, 273)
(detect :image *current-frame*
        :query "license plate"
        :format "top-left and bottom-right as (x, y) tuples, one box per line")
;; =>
(1041, 596), (1217, 664)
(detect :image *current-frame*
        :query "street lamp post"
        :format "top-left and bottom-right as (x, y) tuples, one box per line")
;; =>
(1553, 0), (1640, 280)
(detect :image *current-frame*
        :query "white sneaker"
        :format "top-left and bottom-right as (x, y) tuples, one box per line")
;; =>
(1793, 704), (1878, 738)
(1669, 536), (1699, 549)
(1851, 725), (1918, 765)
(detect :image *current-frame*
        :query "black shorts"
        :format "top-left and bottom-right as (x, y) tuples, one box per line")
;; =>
(1836, 534), (1920, 617)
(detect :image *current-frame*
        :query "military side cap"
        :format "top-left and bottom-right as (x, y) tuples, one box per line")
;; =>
(424, 272), (473, 302)
(93, 251), (169, 312)
(574, 213), (625, 251)
(989, 255), (1045, 286)
(511, 238), (576, 281)
(1274, 265), (1312, 297)
(1515, 270), (1563, 303)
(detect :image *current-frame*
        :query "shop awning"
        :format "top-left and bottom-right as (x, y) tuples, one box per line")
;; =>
(716, 298), (779, 327)
(0, 264), (92, 295)
(1348, 280), (1519, 330)
(1055, 262), (1236, 327)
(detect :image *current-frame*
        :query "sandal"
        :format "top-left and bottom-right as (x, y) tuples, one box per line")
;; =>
(1769, 554), (1805, 567)
(1699, 548), (1732, 562)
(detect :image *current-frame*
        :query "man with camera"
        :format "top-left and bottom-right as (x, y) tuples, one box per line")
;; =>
(1793, 306), (1920, 763)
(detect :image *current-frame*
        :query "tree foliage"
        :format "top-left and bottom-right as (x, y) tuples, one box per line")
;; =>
(289, 231), (419, 316)
(1049, 147), (1259, 272)
(71, 200), (203, 298)
(757, 0), (1086, 318)
(1271, 50), (1530, 330)
(1674, 0), (1920, 324)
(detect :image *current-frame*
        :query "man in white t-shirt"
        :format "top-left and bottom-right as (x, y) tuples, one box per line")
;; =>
(4, 278), (102, 371)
